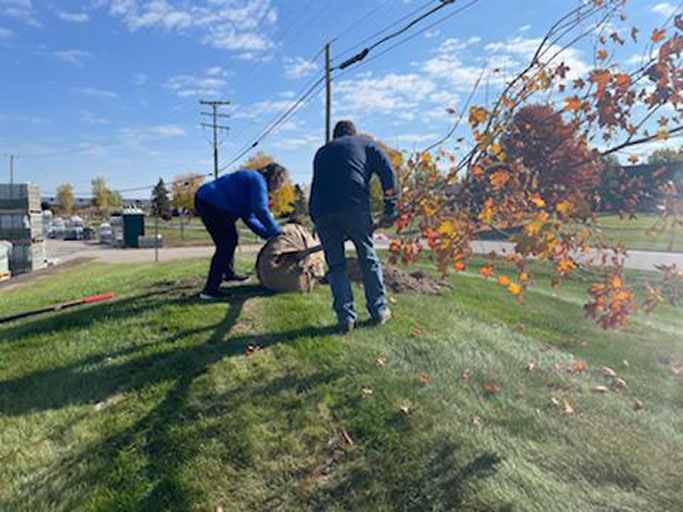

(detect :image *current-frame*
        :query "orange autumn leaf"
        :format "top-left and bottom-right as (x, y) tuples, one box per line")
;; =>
(490, 170), (510, 189)
(596, 49), (608, 60)
(651, 28), (666, 43)
(483, 384), (501, 395)
(418, 372), (432, 385)
(468, 106), (489, 126)
(564, 96), (581, 112)
(479, 266), (493, 278)
(498, 275), (511, 286)
(572, 362), (588, 373)
(454, 261), (466, 272)
(628, 154), (639, 163)
(614, 73), (630, 91)
(530, 194), (546, 207)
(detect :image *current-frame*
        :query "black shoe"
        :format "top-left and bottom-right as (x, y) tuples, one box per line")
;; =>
(223, 272), (250, 282)
(198, 289), (232, 300)
(337, 320), (355, 335)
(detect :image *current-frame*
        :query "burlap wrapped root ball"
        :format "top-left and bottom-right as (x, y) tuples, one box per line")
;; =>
(256, 223), (326, 293)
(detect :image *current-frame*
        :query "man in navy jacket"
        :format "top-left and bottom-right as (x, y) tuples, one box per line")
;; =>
(195, 164), (285, 299)
(310, 120), (398, 333)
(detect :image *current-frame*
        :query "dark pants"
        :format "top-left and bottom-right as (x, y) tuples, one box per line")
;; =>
(315, 209), (388, 325)
(196, 197), (238, 293)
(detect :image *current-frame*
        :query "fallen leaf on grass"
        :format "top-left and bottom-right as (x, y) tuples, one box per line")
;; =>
(418, 372), (432, 385)
(524, 362), (535, 372)
(340, 427), (354, 446)
(550, 397), (561, 408)
(515, 389), (525, 398)
(362, 387), (373, 395)
(483, 384), (501, 395)
(462, 369), (473, 380)
(400, 401), (412, 415)
(572, 361), (588, 373)
(389, 297), (398, 304)
(613, 378), (628, 392)
(601, 366), (617, 378)
(245, 343), (262, 357)
(472, 416), (483, 427)
(376, 354), (388, 366)
(215, 506), (223, 512)
(579, 341), (588, 348)
(670, 363), (683, 376)
(513, 322), (525, 332)
(562, 400), (575, 415)
(633, 399), (645, 411)
(410, 327), (424, 338)
(593, 385), (610, 394)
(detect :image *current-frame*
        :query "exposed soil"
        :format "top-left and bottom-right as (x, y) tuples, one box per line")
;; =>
(346, 257), (451, 295)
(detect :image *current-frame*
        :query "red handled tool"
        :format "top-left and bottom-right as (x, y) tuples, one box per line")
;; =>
(0, 292), (115, 324)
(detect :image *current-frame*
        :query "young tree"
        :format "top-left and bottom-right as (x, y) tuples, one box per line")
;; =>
(151, 178), (171, 219)
(171, 173), (205, 213)
(243, 152), (274, 170)
(91, 176), (110, 212)
(390, 0), (683, 328)
(56, 183), (74, 215)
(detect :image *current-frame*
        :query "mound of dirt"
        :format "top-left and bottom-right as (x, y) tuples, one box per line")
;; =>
(346, 257), (451, 295)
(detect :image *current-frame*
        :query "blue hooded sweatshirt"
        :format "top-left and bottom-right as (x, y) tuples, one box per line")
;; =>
(195, 169), (281, 239)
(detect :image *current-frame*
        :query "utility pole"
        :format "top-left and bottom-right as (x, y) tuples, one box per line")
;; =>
(199, 100), (230, 179)
(325, 43), (332, 143)
(5, 154), (16, 183)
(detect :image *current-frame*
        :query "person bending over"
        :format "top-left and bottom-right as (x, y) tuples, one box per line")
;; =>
(309, 120), (398, 333)
(195, 163), (287, 299)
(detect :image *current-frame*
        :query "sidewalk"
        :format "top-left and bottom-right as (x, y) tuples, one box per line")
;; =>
(47, 238), (683, 272)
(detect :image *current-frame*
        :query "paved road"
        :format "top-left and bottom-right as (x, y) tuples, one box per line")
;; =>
(47, 238), (683, 272)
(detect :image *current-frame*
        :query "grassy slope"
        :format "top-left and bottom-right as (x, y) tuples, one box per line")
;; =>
(0, 257), (681, 511)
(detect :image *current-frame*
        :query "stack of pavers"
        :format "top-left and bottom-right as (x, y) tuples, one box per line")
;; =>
(0, 183), (46, 275)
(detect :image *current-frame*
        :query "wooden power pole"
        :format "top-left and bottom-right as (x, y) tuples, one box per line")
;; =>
(200, 100), (230, 179)
(325, 44), (332, 143)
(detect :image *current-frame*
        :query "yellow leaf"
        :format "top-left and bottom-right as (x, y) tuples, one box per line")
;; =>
(530, 194), (546, 208)
(508, 283), (522, 295)
(468, 106), (489, 126)
(656, 129), (669, 140)
(556, 201), (572, 214)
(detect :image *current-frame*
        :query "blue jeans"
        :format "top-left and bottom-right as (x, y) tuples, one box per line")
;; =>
(315, 210), (388, 325)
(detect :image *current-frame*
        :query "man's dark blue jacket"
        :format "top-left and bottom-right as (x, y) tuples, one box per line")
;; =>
(195, 169), (281, 239)
(309, 135), (397, 221)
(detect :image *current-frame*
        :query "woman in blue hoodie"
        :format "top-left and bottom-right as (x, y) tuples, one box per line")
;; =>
(194, 163), (286, 299)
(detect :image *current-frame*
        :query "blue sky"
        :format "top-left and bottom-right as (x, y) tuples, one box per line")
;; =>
(0, 0), (678, 198)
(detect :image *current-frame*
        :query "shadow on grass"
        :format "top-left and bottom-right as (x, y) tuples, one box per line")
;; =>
(2, 282), (346, 510)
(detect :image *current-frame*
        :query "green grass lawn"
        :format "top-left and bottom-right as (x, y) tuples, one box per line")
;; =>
(590, 214), (683, 252)
(145, 218), (259, 247)
(0, 256), (681, 511)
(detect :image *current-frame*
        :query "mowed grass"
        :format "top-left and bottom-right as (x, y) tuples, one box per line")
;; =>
(145, 218), (261, 248)
(0, 255), (681, 511)
(591, 214), (683, 252)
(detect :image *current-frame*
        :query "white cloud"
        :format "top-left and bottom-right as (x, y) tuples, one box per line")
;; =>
(651, 2), (677, 17)
(81, 110), (110, 125)
(283, 56), (318, 80)
(424, 30), (440, 39)
(0, 113), (49, 123)
(206, 66), (227, 76)
(0, 0), (41, 27)
(518, 24), (531, 32)
(118, 124), (187, 147)
(0, 26), (12, 38)
(54, 49), (92, 67)
(272, 134), (322, 150)
(134, 73), (148, 85)
(73, 86), (119, 99)
(165, 73), (227, 97)
(100, 0), (278, 54)
(233, 98), (296, 119)
(55, 10), (89, 23)
(336, 73), (436, 118)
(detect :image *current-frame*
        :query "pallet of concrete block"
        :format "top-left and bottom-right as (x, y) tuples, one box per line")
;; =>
(9, 241), (46, 275)
(0, 212), (43, 241)
(0, 183), (41, 212)
(0, 240), (11, 281)
(138, 234), (163, 248)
